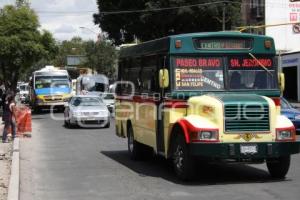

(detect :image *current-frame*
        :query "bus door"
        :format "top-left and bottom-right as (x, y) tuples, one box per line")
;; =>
(156, 56), (168, 153)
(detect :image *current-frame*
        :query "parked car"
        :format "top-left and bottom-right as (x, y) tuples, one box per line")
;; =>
(18, 83), (29, 103)
(64, 95), (110, 128)
(101, 93), (115, 113)
(281, 97), (300, 134)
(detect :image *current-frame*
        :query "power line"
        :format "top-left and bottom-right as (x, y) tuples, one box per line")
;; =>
(33, 1), (293, 17)
(99, 1), (238, 15)
(34, 1), (240, 16)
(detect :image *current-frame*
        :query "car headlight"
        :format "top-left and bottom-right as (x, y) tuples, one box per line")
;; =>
(276, 128), (295, 141)
(99, 110), (110, 116)
(73, 112), (82, 117)
(294, 115), (300, 120)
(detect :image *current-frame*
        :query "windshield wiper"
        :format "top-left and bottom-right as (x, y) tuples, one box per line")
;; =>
(248, 53), (273, 76)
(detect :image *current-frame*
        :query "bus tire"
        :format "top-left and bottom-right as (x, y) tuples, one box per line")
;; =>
(266, 156), (291, 179)
(172, 134), (195, 181)
(127, 125), (142, 160)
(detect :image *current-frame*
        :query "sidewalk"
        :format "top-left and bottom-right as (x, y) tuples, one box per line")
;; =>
(0, 124), (12, 200)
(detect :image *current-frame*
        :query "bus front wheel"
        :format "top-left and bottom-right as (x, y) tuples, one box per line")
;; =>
(172, 134), (195, 181)
(266, 156), (290, 179)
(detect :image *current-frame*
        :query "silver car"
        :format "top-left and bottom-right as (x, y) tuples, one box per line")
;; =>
(101, 93), (115, 114)
(64, 95), (110, 128)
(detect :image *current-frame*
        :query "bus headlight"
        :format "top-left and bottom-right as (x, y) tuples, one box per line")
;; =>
(199, 131), (218, 140)
(276, 127), (295, 141)
(64, 97), (71, 102)
(36, 97), (44, 104)
(191, 129), (219, 142)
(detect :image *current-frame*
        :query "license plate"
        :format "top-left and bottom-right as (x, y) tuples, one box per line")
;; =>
(240, 144), (258, 155)
(86, 118), (95, 121)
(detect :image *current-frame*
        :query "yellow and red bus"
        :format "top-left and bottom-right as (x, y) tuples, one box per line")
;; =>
(115, 32), (300, 180)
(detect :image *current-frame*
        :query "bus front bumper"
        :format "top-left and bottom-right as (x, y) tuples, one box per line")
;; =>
(37, 102), (67, 107)
(189, 141), (300, 159)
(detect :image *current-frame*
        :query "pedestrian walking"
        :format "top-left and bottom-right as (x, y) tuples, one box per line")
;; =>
(2, 94), (17, 143)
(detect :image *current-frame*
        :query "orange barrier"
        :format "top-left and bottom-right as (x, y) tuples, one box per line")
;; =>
(15, 105), (32, 135)
(1, 105), (32, 137)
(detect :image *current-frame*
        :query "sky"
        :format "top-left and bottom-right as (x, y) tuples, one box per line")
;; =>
(0, 0), (101, 41)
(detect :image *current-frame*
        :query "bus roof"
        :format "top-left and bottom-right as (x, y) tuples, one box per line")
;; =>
(119, 31), (276, 58)
(77, 74), (109, 84)
(34, 66), (69, 76)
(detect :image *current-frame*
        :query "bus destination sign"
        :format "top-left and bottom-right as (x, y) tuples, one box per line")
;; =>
(194, 38), (252, 50)
(175, 57), (222, 68)
(174, 57), (224, 90)
(229, 57), (273, 69)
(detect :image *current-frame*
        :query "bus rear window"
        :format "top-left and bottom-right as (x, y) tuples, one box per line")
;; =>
(172, 57), (224, 91)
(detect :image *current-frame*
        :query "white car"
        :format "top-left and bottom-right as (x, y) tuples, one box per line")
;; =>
(19, 83), (29, 103)
(102, 93), (115, 114)
(64, 95), (110, 128)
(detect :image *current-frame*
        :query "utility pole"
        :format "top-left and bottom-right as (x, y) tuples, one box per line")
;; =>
(222, 3), (226, 31)
(222, 2), (228, 31)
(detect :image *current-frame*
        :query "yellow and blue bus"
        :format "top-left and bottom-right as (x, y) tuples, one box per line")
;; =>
(115, 32), (300, 180)
(29, 66), (72, 112)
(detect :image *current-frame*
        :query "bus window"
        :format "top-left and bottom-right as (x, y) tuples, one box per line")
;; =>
(140, 56), (158, 93)
(228, 56), (277, 90)
(172, 56), (224, 91)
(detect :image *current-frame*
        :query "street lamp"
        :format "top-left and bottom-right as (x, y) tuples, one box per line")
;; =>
(79, 26), (101, 41)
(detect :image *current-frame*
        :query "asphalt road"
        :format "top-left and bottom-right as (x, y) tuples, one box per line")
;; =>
(20, 113), (300, 200)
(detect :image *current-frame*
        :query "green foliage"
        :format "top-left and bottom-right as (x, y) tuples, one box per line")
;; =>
(16, 0), (30, 8)
(53, 37), (87, 67)
(84, 40), (118, 78)
(0, 5), (57, 89)
(94, 0), (242, 44)
(53, 37), (117, 78)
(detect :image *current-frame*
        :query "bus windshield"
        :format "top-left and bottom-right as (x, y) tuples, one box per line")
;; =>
(173, 56), (224, 91)
(172, 56), (278, 91)
(228, 56), (277, 90)
(35, 76), (69, 89)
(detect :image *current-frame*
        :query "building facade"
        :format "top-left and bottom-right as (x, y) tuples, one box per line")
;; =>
(241, 0), (265, 34)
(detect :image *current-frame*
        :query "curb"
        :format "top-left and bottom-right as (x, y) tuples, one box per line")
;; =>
(7, 138), (20, 200)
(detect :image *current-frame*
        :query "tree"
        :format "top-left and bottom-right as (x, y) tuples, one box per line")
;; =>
(53, 37), (87, 68)
(16, 0), (30, 8)
(0, 5), (57, 90)
(84, 40), (118, 78)
(94, 0), (242, 45)
(52, 37), (118, 79)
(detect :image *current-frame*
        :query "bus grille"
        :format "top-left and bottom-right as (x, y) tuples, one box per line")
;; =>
(44, 95), (63, 102)
(224, 104), (270, 132)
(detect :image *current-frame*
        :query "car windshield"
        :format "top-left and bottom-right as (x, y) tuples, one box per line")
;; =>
(103, 94), (115, 100)
(281, 98), (292, 109)
(72, 97), (103, 107)
(20, 85), (28, 91)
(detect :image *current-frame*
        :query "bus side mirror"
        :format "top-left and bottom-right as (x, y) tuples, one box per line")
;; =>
(279, 73), (285, 94)
(159, 69), (169, 88)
